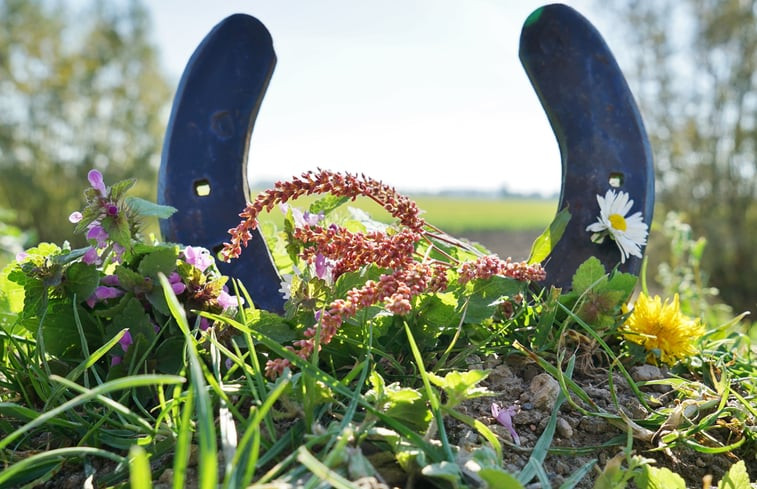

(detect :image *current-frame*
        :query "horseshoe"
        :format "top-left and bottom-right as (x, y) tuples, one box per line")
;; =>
(157, 14), (285, 313)
(158, 5), (655, 312)
(519, 4), (655, 289)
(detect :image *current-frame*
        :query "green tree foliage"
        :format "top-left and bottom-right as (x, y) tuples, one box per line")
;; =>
(0, 0), (170, 245)
(603, 0), (757, 314)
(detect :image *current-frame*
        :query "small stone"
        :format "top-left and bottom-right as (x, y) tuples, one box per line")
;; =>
(522, 401), (534, 410)
(696, 457), (707, 468)
(556, 417), (573, 438)
(630, 364), (662, 382)
(529, 373), (561, 411)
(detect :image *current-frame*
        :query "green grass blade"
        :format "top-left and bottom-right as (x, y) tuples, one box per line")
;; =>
(296, 446), (360, 489)
(403, 321), (456, 463)
(0, 447), (127, 487)
(0, 374), (183, 451)
(159, 273), (217, 489)
(129, 444), (153, 489)
(173, 388), (194, 489)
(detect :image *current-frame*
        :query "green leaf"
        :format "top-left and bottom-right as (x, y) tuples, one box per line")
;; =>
(138, 246), (178, 278)
(427, 370), (492, 407)
(528, 206), (571, 264)
(571, 257), (607, 294)
(479, 468), (526, 489)
(109, 177), (136, 201)
(245, 309), (296, 344)
(63, 262), (100, 300)
(125, 196), (177, 219)
(635, 465), (686, 489)
(717, 461), (751, 489)
(421, 461), (462, 484)
(416, 292), (460, 328)
(102, 214), (132, 249)
(308, 194), (349, 216)
(464, 275), (524, 324)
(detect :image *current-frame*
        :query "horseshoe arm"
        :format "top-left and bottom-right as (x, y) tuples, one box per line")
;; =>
(158, 14), (285, 313)
(519, 4), (655, 289)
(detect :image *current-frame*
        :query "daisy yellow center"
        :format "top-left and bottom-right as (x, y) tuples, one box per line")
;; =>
(608, 213), (627, 231)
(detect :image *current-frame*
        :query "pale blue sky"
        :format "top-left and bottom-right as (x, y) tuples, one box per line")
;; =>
(147, 1), (606, 195)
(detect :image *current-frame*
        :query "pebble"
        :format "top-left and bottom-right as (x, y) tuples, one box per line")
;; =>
(556, 417), (574, 438)
(630, 364), (662, 382)
(529, 373), (561, 411)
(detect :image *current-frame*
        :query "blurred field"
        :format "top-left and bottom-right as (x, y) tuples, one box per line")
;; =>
(252, 190), (558, 233)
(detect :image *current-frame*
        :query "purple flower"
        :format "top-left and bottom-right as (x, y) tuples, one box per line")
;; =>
(82, 247), (99, 265)
(492, 403), (520, 446)
(88, 169), (107, 196)
(86, 285), (124, 307)
(184, 246), (213, 272)
(118, 330), (133, 352)
(217, 289), (243, 311)
(168, 272), (186, 294)
(314, 253), (336, 283)
(15, 251), (28, 262)
(101, 274), (120, 286)
(111, 243), (125, 264)
(106, 203), (119, 217)
(279, 203), (324, 228)
(199, 317), (211, 331)
(69, 211), (83, 223)
(111, 355), (122, 366)
(86, 224), (109, 248)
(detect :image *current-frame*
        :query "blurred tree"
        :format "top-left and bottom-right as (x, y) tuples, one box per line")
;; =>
(602, 0), (757, 314)
(0, 0), (171, 244)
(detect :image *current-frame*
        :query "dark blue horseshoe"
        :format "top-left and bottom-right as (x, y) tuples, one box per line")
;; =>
(519, 4), (655, 289)
(158, 14), (285, 313)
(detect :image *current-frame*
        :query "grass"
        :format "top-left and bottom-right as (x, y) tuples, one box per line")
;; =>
(1, 178), (755, 488)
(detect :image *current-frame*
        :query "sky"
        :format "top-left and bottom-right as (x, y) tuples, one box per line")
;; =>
(146, 1), (604, 196)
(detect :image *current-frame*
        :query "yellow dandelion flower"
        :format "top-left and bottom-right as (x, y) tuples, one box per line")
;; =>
(623, 293), (704, 365)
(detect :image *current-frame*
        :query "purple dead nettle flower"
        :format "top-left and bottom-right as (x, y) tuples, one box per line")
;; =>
(491, 403), (520, 446)
(69, 211), (83, 224)
(279, 203), (324, 228)
(184, 246), (213, 272)
(88, 169), (107, 197)
(87, 224), (109, 248)
(168, 272), (186, 294)
(82, 247), (99, 265)
(119, 330), (133, 352)
(218, 288), (243, 311)
(86, 285), (124, 308)
(314, 253), (336, 283)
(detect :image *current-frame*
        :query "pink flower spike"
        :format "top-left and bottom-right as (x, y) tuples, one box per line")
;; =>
(88, 169), (107, 196)
(69, 211), (83, 223)
(492, 403), (520, 446)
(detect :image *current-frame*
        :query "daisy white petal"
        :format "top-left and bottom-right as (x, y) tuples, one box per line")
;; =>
(585, 189), (648, 263)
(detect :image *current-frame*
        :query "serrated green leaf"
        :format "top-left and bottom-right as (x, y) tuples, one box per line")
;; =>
(124, 196), (177, 219)
(63, 262), (100, 300)
(308, 194), (349, 216)
(571, 257), (607, 294)
(417, 292), (460, 328)
(528, 206), (571, 264)
(717, 461), (751, 489)
(464, 275), (523, 324)
(109, 177), (136, 201)
(101, 214), (131, 249)
(427, 370), (492, 407)
(137, 247), (178, 278)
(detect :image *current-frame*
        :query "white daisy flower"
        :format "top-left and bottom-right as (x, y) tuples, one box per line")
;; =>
(586, 189), (648, 263)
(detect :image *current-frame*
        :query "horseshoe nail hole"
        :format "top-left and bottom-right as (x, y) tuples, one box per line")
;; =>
(194, 179), (211, 197)
(609, 172), (624, 188)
